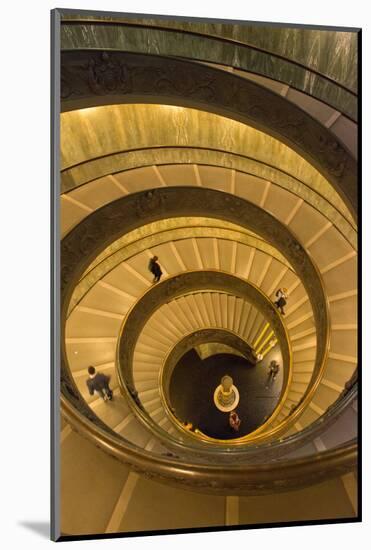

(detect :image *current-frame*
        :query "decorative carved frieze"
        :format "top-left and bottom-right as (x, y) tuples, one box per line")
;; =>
(61, 50), (357, 217)
(59, 187), (348, 491)
(61, 187), (328, 412)
(117, 272), (289, 394)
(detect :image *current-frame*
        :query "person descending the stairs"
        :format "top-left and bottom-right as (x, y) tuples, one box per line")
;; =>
(274, 287), (288, 315)
(148, 255), (163, 283)
(86, 366), (113, 402)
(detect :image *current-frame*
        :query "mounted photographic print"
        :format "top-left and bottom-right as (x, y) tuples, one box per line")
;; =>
(51, 8), (360, 541)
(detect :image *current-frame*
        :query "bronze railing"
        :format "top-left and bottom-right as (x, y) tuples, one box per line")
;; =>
(59, 187), (353, 491)
(60, 50), (357, 217)
(116, 271), (291, 444)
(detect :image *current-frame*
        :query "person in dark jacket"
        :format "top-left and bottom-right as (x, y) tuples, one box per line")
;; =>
(86, 366), (113, 401)
(274, 287), (288, 315)
(265, 360), (280, 389)
(148, 255), (163, 283)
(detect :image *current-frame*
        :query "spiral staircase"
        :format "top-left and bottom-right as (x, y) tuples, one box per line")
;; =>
(54, 12), (358, 539)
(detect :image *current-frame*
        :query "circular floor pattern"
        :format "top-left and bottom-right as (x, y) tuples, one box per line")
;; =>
(169, 351), (283, 439)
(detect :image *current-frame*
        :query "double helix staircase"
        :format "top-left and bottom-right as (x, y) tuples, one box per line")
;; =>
(56, 13), (358, 539)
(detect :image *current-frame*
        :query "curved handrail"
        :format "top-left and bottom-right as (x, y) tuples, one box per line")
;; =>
(60, 18), (356, 95)
(62, 362), (357, 463)
(158, 326), (278, 442)
(68, 221), (295, 316)
(61, 151), (357, 242)
(60, 19), (357, 125)
(61, 391), (357, 494)
(61, 187), (330, 397)
(60, 50), (358, 218)
(116, 271), (292, 445)
(161, 327), (258, 396)
(59, 186), (352, 488)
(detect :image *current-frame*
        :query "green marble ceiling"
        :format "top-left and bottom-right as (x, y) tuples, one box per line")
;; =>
(61, 16), (358, 119)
